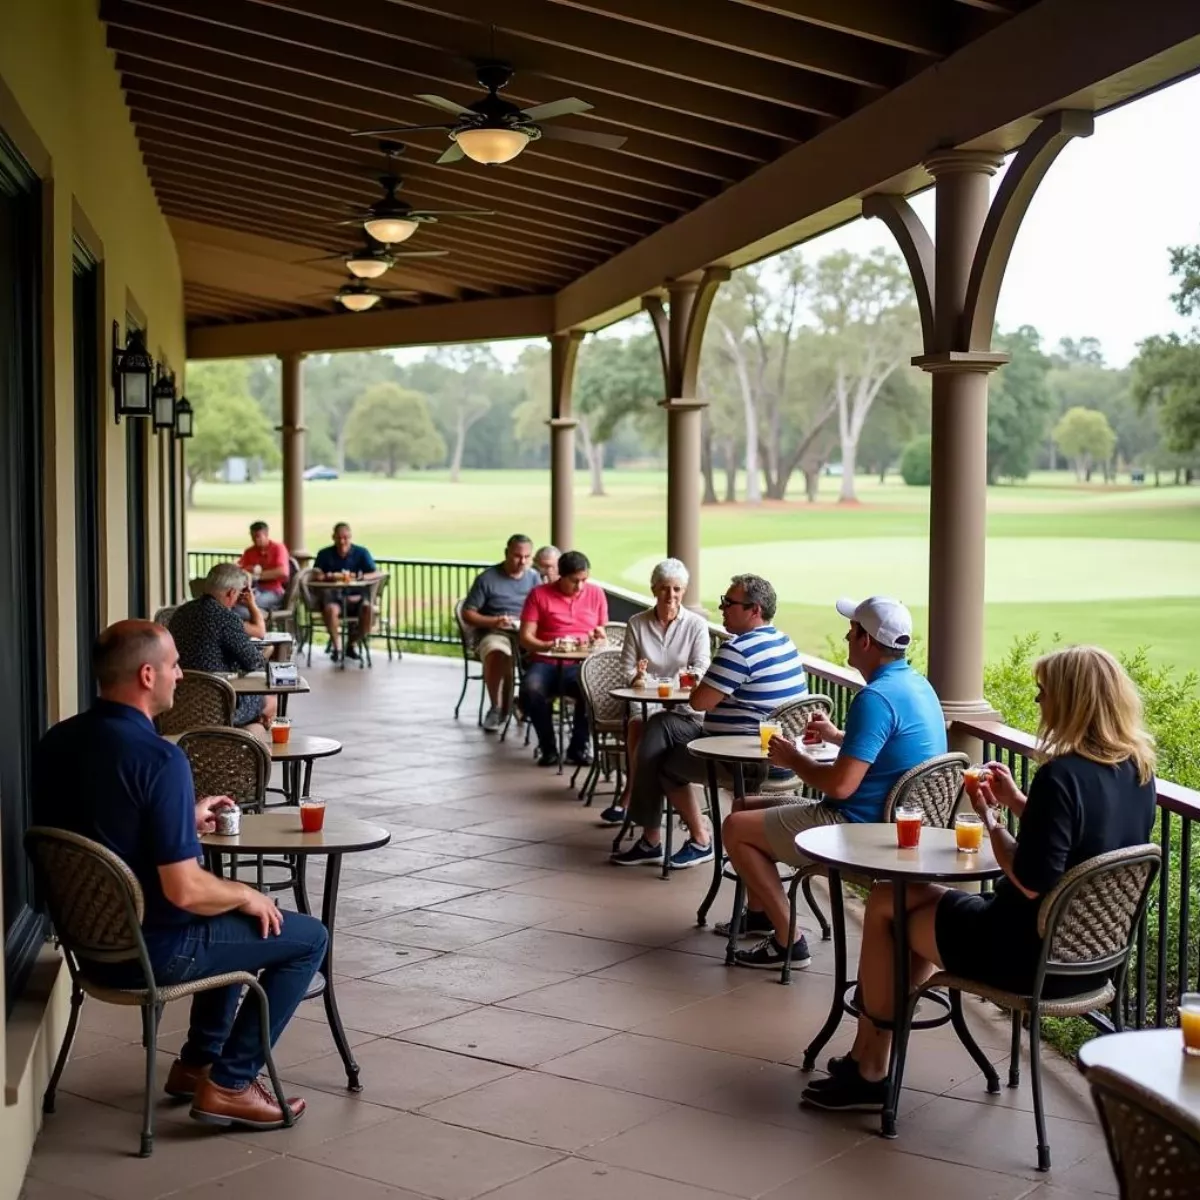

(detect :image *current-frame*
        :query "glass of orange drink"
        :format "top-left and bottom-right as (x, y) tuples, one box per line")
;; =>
(1181, 994), (1200, 1055)
(895, 806), (923, 848)
(656, 677), (673, 699)
(270, 718), (291, 745)
(954, 812), (985, 852)
(758, 722), (782, 753)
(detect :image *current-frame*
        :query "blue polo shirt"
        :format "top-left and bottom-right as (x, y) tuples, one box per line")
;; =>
(33, 700), (201, 953)
(838, 659), (947, 822)
(314, 543), (376, 576)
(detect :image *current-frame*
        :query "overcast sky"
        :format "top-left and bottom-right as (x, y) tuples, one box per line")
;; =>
(397, 70), (1200, 370)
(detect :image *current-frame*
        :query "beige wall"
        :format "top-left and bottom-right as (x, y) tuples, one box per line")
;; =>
(0, 2), (186, 1194)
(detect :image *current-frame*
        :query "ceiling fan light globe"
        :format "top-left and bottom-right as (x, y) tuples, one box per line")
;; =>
(338, 292), (381, 312)
(455, 127), (529, 165)
(346, 257), (390, 279)
(363, 216), (419, 244)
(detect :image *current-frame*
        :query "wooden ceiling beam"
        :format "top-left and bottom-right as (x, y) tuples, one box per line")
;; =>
(729, 0), (949, 56)
(549, 0), (901, 87)
(319, 0), (853, 117)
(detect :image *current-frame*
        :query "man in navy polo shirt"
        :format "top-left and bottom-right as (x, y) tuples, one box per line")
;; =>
(722, 597), (947, 970)
(34, 620), (327, 1131)
(312, 521), (383, 663)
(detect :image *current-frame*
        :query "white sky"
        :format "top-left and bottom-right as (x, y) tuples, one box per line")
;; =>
(396, 71), (1200, 370)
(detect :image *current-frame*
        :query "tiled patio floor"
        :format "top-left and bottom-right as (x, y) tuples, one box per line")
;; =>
(23, 655), (1118, 1200)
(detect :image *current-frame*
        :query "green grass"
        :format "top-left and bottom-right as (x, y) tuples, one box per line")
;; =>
(189, 469), (1200, 674)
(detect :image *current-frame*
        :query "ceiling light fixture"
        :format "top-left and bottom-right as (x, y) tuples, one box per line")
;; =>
(453, 126), (530, 165)
(345, 253), (392, 280)
(337, 288), (381, 312)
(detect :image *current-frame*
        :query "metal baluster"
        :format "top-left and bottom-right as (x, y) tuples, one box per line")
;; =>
(1180, 818), (1192, 1010)
(1156, 808), (1170, 1027)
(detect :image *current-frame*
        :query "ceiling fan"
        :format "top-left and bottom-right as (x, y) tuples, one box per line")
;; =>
(340, 143), (494, 244)
(302, 281), (420, 313)
(351, 61), (628, 166)
(301, 233), (448, 281)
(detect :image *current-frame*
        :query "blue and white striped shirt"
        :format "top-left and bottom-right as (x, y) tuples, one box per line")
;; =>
(701, 626), (808, 736)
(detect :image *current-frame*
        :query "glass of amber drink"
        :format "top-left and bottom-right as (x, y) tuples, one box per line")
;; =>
(656, 677), (673, 699)
(299, 798), (326, 833)
(1181, 994), (1200, 1055)
(895, 806), (923, 848)
(963, 766), (990, 799)
(271, 717), (291, 745)
(758, 722), (782, 753)
(955, 812), (985, 852)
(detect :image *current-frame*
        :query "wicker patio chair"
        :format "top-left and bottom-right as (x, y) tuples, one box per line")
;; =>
(578, 650), (627, 806)
(26, 827), (293, 1158)
(453, 598), (486, 724)
(155, 670), (235, 736)
(602, 621), (627, 651)
(177, 726), (270, 812)
(894, 843), (1161, 1172)
(265, 556), (303, 640)
(1086, 1061), (1200, 1199)
(152, 604), (179, 628)
(757, 694), (836, 796)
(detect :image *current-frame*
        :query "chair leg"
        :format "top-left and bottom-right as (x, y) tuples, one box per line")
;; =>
(454, 660), (470, 718)
(948, 989), (1000, 1093)
(662, 808), (674, 880)
(139, 1003), (159, 1157)
(43, 983), (84, 1115)
(248, 979), (294, 1128)
(1029, 1010), (1051, 1171)
(801, 874), (831, 941)
(782, 875), (801, 986)
(1008, 1008), (1023, 1088)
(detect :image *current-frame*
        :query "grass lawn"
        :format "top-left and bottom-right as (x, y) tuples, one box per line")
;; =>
(188, 469), (1200, 676)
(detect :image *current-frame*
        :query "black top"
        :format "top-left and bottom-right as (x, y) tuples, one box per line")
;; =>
(168, 595), (265, 725)
(34, 700), (202, 956)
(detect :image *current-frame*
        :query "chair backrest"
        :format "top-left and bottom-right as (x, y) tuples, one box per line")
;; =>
(25, 827), (146, 966)
(295, 567), (320, 614)
(580, 650), (627, 726)
(153, 604), (180, 627)
(602, 622), (626, 650)
(155, 670), (236, 736)
(288, 555), (301, 579)
(454, 598), (479, 655)
(1037, 844), (1161, 978)
(768, 694), (834, 739)
(178, 726), (270, 812)
(278, 562), (304, 611)
(188, 576), (204, 600)
(1087, 1063), (1200, 1200)
(882, 752), (970, 827)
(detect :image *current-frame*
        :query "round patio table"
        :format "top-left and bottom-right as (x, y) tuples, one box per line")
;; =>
(227, 670), (310, 717)
(201, 811), (390, 1092)
(269, 734), (342, 806)
(795, 823), (1003, 1139)
(307, 577), (380, 670)
(541, 647), (593, 775)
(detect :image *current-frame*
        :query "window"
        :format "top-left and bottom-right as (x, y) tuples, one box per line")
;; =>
(74, 240), (102, 701)
(0, 130), (47, 1008)
(125, 335), (149, 618)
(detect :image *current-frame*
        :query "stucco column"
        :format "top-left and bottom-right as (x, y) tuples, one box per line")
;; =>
(279, 351), (307, 560)
(663, 398), (706, 610)
(548, 417), (578, 550)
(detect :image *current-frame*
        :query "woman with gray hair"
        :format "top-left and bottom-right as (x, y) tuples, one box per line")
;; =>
(601, 559), (711, 826)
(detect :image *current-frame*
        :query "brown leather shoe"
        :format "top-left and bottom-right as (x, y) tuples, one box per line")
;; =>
(189, 1076), (306, 1130)
(164, 1058), (210, 1099)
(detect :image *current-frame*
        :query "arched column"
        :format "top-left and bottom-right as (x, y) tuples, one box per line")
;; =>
(279, 351), (308, 561)
(865, 113), (1092, 735)
(548, 330), (584, 551)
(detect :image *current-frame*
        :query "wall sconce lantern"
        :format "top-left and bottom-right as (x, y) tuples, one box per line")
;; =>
(152, 366), (177, 431)
(112, 321), (154, 422)
(173, 396), (194, 439)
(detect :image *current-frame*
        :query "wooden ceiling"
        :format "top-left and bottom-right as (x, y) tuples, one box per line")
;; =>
(101, 0), (1031, 330)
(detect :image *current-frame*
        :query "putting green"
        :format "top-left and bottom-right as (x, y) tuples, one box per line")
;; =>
(624, 538), (1200, 606)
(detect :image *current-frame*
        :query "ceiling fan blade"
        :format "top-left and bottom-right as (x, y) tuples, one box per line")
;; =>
(416, 93), (475, 116)
(520, 97), (592, 122)
(436, 143), (466, 165)
(539, 125), (627, 151)
(409, 209), (495, 218)
(351, 123), (456, 138)
(391, 249), (450, 258)
(297, 253), (345, 264)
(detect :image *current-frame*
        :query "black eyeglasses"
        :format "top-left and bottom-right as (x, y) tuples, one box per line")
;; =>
(718, 595), (754, 610)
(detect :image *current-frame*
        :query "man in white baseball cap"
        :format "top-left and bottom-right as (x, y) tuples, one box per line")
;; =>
(721, 594), (946, 974)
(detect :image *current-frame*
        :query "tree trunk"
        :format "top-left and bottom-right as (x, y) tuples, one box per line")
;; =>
(723, 439), (738, 503)
(701, 414), (718, 505)
(804, 467), (820, 503)
(838, 439), (859, 502)
(588, 442), (606, 496)
(186, 469), (200, 509)
(1154, 469), (1161, 487)
(449, 411), (466, 482)
(878, 463), (887, 484)
(334, 421), (348, 473)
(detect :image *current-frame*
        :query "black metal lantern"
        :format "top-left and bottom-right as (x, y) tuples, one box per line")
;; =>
(152, 366), (177, 431)
(112, 321), (154, 421)
(174, 395), (194, 439)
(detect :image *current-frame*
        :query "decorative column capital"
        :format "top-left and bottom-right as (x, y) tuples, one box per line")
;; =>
(658, 397), (708, 412)
(923, 149), (1004, 179)
(912, 350), (1010, 375)
(547, 417), (578, 430)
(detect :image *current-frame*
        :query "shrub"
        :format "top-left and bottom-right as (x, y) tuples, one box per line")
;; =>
(900, 435), (933, 486)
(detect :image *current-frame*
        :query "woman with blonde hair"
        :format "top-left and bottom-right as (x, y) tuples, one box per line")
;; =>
(803, 645), (1157, 1112)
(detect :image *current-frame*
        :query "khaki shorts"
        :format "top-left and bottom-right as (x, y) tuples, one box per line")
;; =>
(476, 632), (516, 661)
(763, 799), (848, 867)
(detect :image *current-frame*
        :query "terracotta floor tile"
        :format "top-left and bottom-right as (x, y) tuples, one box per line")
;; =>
(538, 905), (701, 947)
(259, 1012), (378, 1070)
(421, 1071), (675, 1151)
(168, 1156), (429, 1200)
(479, 1156), (735, 1200)
(411, 859), (556, 889)
(338, 876), (482, 911)
(498, 975), (699, 1031)
(461, 928), (644, 975)
(592, 949), (752, 997)
(367, 953), (572, 1002)
(323, 978), (478, 1035)
(398, 1005), (616, 1067)
(348, 910), (521, 951)
(426, 890), (599, 928)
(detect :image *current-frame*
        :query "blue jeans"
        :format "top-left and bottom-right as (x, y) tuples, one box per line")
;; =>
(152, 911), (327, 1088)
(521, 660), (588, 757)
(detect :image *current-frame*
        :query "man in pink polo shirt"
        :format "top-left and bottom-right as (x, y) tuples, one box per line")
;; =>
(519, 549), (608, 768)
(237, 521), (290, 616)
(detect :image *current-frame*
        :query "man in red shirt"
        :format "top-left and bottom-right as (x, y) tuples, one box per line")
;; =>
(518, 549), (608, 768)
(237, 521), (290, 616)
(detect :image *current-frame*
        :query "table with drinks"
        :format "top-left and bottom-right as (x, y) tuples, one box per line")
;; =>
(542, 637), (600, 775)
(201, 809), (390, 1092)
(308, 573), (379, 670)
(795, 820), (1003, 1138)
(267, 727), (342, 806)
(228, 670), (311, 716)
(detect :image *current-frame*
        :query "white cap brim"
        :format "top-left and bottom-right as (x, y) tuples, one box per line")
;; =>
(834, 597), (860, 621)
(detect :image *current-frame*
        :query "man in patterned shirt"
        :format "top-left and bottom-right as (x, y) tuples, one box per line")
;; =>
(611, 574), (807, 871)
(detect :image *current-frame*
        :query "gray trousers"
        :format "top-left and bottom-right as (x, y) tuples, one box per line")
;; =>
(628, 711), (706, 830)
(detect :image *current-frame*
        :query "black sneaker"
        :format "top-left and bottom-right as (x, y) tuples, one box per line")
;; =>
(803, 1057), (858, 1093)
(330, 648), (342, 663)
(733, 935), (811, 970)
(565, 748), (593, 767)
(800, 1064), (887, 1112)
(345, 644), (362, 662)
(714, 910), (774, 939)
(537, 749), (560, 768)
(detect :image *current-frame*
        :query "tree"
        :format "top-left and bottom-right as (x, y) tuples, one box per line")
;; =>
(306, 352), (403, 471)
(409, 346), (496, 482)
(900, 435), (932, 486)
(857, 367), (928, 483)
(988, 324), (1055, 483)
(1053, 407), (1117, 481)
(183, 360), (280, 507)
(344, 383), (445, 477)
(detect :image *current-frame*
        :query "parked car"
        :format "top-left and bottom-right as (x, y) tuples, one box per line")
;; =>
(303, 465), (339, 481)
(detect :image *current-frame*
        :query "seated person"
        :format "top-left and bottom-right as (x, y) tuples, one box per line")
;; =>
(600, 557), (711, 827)
(169, 563), (276, 731)
(34, 620), (326, 1129)
(518, 549), (608, 768)
(612, 573), (807, 872)
(802, 644), (1156, 1112)
(312, 522), (382, 663)
(462, 534), (540, 732)
(533, 544), (560, 584)
(723, 596), (945, 970)
(236, 520), (290, 617)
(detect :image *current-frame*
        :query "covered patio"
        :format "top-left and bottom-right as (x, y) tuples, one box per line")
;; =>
(23, 655), (1115, 1200)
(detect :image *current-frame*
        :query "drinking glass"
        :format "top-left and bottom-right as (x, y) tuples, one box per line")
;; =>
(954, 812), (985, 852)
(963, 766), (991, 799)
(1181, 993), (1200, 1055)
(759, 722), (783, 753)
(895, 806), (923, 848)
(656, 677), (673, 699)
(270, 717), (291, 745)
(299, 798), (326, 833)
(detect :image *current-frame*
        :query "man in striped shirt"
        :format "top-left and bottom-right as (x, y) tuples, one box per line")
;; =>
(612, 574), (807, 871)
